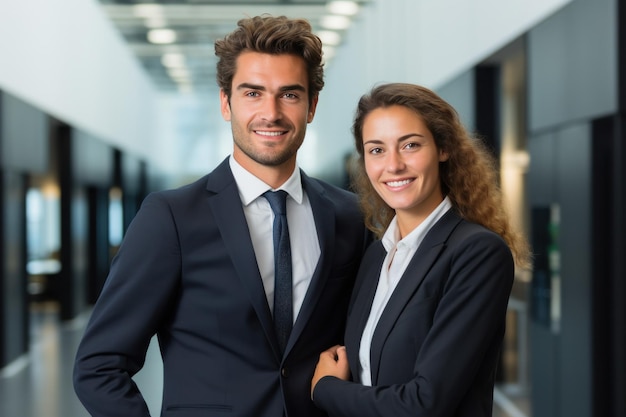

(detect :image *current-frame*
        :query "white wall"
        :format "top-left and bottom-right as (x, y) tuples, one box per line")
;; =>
(0, 0), (158, 168)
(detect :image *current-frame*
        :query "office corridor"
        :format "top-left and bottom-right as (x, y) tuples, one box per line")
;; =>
(0, 302), (164, 417)
(0, 301), (528, 417)
(0, 302), (90, 417)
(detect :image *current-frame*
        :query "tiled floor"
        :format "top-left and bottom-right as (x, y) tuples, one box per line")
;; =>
(0, 302), (529, 417)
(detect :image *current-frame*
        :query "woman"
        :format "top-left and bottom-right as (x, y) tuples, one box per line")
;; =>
(311, 83), (531, 416)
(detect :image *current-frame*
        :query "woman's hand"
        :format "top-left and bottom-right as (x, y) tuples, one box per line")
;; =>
(311, 345), (350, 398)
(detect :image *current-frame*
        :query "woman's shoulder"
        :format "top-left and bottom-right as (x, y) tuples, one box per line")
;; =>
(441, 212), (509, 251)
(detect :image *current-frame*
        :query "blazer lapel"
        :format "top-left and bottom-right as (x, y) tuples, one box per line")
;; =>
(284, 172), (334, 353)
(369, 211), (463, 384)
(345, 242), (386, 381)
(205, 159), (278, 355)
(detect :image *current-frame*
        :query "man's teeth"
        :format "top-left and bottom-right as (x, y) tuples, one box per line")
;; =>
(257, 131), (284, 136)
(386, 179), (411, 187)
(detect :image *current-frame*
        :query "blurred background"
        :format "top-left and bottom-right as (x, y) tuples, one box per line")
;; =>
(0, 0), (624, 416)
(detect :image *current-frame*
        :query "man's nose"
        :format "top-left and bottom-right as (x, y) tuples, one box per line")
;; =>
(260, 98), (281, 122)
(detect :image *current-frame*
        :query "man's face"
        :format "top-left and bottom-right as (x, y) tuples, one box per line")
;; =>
(220, 51), (318, 173)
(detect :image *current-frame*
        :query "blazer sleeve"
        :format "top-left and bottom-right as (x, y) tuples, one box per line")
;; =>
(313, 229), (514, 417)
(73, 192), (182, 417)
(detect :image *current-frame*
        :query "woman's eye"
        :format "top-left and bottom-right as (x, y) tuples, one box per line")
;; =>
(368, 147), (383, 155)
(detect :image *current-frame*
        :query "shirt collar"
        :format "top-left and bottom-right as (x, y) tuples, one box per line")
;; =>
(229, 154), (304, 206)
(382, 196), (453, 252)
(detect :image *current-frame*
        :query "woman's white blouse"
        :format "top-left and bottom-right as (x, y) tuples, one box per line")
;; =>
(358, 197), (452, 385)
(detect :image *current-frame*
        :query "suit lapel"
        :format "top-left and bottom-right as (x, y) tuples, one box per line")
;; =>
(345, 242), (386, 380)
(284, 173), (334, 353)
(369, 211), (463, 384)
(205, 159), (278, 355)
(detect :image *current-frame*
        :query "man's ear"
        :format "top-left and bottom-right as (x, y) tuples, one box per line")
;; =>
(307, 94), (319, 123)
(220, 89), (231, 121)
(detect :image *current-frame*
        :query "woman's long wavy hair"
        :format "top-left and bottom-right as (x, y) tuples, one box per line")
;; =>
(350, 83), (531, 269)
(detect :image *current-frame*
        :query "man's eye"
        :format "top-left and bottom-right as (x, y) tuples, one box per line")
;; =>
(283, 93), (298, 99)
(246, 91), (260, 97)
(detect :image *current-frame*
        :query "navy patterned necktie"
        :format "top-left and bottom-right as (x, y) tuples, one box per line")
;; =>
(263, 190), (292, 353)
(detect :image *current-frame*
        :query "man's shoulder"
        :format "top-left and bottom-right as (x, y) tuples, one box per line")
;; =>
(155, 174), (211, 197)
(302, 173), (355, 199)
(159, 157), (231, 198)
(139, 173), (213, 213)
(303, 178), (365, 234)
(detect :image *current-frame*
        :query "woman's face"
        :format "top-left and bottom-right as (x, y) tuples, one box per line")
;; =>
(362, 105), (448, 229)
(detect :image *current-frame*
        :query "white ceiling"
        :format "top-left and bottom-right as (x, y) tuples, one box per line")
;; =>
(99, 0), (370, 96)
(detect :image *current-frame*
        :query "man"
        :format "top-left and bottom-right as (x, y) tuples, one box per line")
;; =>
(73, 15), (370, 417)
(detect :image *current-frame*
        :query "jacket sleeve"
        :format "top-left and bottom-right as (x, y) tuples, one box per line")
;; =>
(313, 230), (514, 417)
(73, 192), (181, 417)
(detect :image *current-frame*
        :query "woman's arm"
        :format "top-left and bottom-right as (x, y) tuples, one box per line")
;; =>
(311, 345), (350, 398)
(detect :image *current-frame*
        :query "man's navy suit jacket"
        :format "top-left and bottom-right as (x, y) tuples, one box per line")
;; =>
(73, 158), (370, 417)
(313, 210), (514, 417)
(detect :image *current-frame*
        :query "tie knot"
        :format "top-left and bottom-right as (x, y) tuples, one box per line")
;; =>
(264, 190), (288, 215)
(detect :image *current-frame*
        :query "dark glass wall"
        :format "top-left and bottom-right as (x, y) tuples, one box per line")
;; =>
(436, 1), (625, 416)
(0, 90), (153, 368)
(0, 91), (48, 367)
(527, 0), (622, 416)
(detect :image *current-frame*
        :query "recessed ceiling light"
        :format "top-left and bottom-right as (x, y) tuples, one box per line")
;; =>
(147, 29), (177, 44)
(317, 30), (341, 46)
(161, 53), (186, 68)
(320, 15), (351, 31)
(327, 1), (360, 16)
(167, 67), (191, 80)
(133, 4), (164, 18)
(145, 16), (167, 29)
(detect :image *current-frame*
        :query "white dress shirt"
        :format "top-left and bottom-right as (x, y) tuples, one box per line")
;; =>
(358, 196), (452, 385)
(229, 156), (321, 323)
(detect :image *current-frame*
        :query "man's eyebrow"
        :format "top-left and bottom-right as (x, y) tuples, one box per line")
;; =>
(234, 83), (307, 93)
(279, 84), (307, 93)
(236, 82), (265, 91)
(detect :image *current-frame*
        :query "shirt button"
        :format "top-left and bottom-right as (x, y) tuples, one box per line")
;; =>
(281, 367), (289, 378)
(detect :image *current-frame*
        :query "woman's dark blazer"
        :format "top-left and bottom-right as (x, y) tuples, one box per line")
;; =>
(313, 210), (515, 417)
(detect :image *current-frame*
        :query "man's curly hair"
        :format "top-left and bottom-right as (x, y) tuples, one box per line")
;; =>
(215, 15), (324, 105)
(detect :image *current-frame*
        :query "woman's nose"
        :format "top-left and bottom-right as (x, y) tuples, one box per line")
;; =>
(386, 151), (405, 172)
